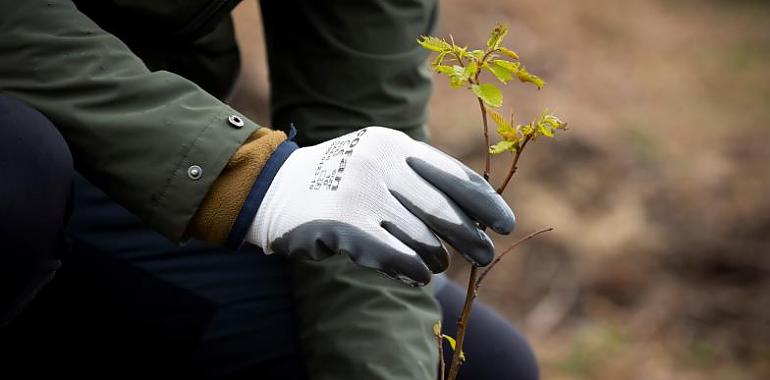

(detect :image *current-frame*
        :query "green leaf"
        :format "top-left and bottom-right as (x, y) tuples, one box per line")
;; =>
(450, 39), (469, 59)
(489, 140), (517, 155)
(520, 123), (535, 136)
(513, 66), (545, 89)
(463, 61), (479, 80)
(489, 109), (511, 130)
(433, 321), (442, 337)
(486, 23), (508, 50)
(449, 65), (469, 88)
(442, 63), (477, 88)
(443, 334), (457, 350)
(532, 109), (567, 138)
(493, 60), (545, 89)
(497, 125), (519, 142)
(434, 65), (453, 75)
(499, 47), (519, 60)
(470, 49), (485, 61)
(486, 62), (513, 83)
(493, 59), (521, 73)
(417, 36), (451, 52)
(490, 109), (521, 146)
(538, 123), (555, 137)
(542, 110), (567, 130)
(471, 83), (503, 107)
(432, 51), (449, 67)
(441, 334), (466, 362)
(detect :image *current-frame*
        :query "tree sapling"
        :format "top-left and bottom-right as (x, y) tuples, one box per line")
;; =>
(418, 23), (567, 380)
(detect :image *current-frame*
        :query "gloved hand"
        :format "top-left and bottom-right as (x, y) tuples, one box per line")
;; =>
(247, 127), (515, 286)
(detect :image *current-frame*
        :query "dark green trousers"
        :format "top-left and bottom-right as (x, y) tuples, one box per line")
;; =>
(260, 0), (441, 378)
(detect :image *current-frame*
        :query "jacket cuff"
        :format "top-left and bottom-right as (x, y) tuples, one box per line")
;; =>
(187, 127), (288, 243)
(225, 137), (298, 250)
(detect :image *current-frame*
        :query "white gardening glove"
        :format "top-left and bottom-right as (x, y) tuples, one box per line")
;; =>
(246, 127), (515, 286)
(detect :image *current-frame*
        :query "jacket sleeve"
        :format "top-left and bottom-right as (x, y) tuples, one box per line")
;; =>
(0, 0), (282, 242)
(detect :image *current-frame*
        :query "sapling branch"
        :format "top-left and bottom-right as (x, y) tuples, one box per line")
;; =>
(446, 265), (478, 380)
(434, 322), (446, 380)
(476, 227), (554, 289)
(418, 23), (567, 380)
(496, 134), (532, 194)
(478, 98), (491, 180)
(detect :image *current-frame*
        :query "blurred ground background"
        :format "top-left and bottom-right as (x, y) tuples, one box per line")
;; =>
(230, 1), (770, 379)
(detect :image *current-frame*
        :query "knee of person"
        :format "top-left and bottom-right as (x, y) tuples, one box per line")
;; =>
(466, 301), (540, 380)
(502, 325), (540, 380)
(0, 95), (73, 180)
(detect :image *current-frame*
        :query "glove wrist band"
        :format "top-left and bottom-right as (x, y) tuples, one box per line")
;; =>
(225, 128), (299, 250)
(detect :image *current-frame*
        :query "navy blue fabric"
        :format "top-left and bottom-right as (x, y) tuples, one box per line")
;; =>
(0, 173), (307, 378)
(287, 123), (298, 140)
(0, 95), (71, 328)
(226, 137), (299, 250)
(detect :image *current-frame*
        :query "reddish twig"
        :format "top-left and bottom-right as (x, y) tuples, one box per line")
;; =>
(447, 95), (489, 380)
(496, 135), (531, 194)
(479, 99), (491, 180)
(436, 323), (446, 380)
(446, 265), (478, 380)
(476, 227), (554, 289)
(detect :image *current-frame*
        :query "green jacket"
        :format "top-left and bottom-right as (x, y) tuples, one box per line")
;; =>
(0, 0), (257, 241)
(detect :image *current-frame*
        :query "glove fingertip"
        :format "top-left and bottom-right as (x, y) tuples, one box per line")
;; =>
(380, 220), (449, 274)
(490, 208), (516, 235)
(470, 229), (495, 267)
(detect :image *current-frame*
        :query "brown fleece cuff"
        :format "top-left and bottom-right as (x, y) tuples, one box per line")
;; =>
(187, 128), (287, 244)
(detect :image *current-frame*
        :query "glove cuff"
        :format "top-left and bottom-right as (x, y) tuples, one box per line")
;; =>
(225, 134), (299, 250)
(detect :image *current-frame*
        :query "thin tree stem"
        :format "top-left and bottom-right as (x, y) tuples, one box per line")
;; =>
(447, 94), (491, 380)
(437, 326), (446, 380)
(476, 227), (554, 289)
(496, 135), (531, 194)
(478, 98), (491, 181)
(446, 265), (478, 380)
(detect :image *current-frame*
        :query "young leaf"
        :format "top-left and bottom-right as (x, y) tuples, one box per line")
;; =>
(499, 47), (519, 60)
(417, 36), (451, 52)
(433, 321), (442, 337)
(489, 140), (517, 155)
(532, 109), (566, 138)
(442, 334), (467, 362)
(520, 123), (535, 137)
(497, 124), (518, 142)
(491, 60), (545, 89)
(449, 65), (469, 88)
(492, 59), (520, 74)
(470, 49), (485, 62)
(463, 61), (479, 81)
(485, 62), (513, 84)
(432, 51), (449, 67)
(537, 123), (555, 137)
(541, 109), (567, 130)
(513, 66), (545, 89)
(443, 334), (457, 350)
(449, 36), (469, 59)
(487, 23), (508, 50)
(434, 65), (454, 75)
(489, 109), (511, 130)
(471, 83), (503, 107)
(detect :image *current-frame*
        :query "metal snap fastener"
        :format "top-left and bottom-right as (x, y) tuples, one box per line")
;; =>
(187, 165), (202, 180)
(227, 115), (244, 128)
